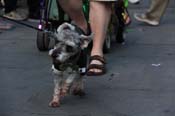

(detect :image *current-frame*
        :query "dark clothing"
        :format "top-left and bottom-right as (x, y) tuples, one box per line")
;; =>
(27, 0), (40, 18)
(4, 0), (17, 13)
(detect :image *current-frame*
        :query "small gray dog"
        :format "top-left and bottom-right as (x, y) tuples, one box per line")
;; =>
(49, 23), (92, 107)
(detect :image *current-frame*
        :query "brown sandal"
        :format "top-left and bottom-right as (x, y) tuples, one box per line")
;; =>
(86, 55), (106, 76)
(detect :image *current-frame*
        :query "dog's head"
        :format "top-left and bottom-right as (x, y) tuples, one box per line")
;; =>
(49, 23), (92, 64)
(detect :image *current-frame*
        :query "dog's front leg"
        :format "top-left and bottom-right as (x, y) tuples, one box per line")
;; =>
(61, 73), (77, 96)
(49, 72), (63, 107)
(73, 75), (85, 96)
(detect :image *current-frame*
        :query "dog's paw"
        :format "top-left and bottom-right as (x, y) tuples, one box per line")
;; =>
(72, 89), (86, 96)
(49, 101), (60, 108)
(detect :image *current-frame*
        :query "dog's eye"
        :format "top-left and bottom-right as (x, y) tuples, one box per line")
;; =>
(66, 45), (74, 52)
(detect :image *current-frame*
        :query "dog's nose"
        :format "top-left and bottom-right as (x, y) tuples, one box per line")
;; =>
(51, 51), (59, 58)
(52, 52), (57, 58)
(51, 49), (62, 58)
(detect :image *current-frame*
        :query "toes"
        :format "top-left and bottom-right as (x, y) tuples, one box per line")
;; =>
(89, 69), (102, 73)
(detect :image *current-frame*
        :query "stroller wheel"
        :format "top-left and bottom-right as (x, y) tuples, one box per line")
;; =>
(36, 30), (50, 51)
(103, 32), (111, 53)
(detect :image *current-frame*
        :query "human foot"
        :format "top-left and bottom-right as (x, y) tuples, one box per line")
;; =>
(86, 55), (106, 76)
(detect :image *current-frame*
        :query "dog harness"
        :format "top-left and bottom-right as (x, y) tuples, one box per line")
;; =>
(53, 50), (87, 75)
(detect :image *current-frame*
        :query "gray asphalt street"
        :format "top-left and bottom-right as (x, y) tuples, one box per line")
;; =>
(0, 1), (175, 116)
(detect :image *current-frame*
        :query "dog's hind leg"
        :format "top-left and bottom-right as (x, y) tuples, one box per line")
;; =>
(49, 73), (62, 107)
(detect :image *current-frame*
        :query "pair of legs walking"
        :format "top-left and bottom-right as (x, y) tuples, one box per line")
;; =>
(134, 0), (169, 26)
(58, 0), (113, 75)
(3, 0), (27, 20)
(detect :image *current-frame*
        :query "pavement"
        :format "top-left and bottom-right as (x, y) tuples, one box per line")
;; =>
(0, 1), (175, 116)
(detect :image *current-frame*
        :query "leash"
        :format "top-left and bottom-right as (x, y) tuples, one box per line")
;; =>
(0, 16), (40, 31)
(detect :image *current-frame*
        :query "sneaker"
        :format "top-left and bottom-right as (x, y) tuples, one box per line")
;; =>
(134, 13), (159, 26)
(3, 11), (27, 21)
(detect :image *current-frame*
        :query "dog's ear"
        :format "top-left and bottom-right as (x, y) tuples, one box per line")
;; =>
(80, 33), (93, 49)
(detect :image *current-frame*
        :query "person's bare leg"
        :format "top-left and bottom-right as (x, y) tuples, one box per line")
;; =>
(58, 0), (88, 33)
(89, 2), (112, 73)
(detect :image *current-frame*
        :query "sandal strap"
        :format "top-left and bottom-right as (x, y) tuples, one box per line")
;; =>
(87, 64), (105, 71)
(89, 55), (106, 64)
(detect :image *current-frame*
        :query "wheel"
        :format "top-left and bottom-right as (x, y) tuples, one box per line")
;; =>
(103, 32), (111, 53)
(36, 30), (50, 51)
